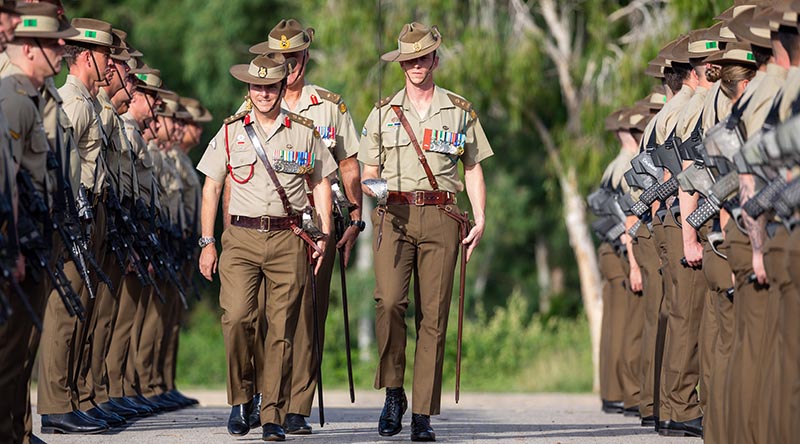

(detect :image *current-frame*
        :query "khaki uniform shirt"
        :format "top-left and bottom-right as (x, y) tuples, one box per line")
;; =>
(114, 113), (139, 201)
(0, 66), (52, 197)
(701, 81), (732, 133)
(358, 86), (493, 193)
(0, 111), (15, 202)
(122, 112), (159, 208)
(675, 86), (708, 142)
(601, 148), (636, 194)
(158, 144), (184, 224)
(59, 74), (105, 192)
(284, 84), (359, 162)
(42, 78), (80, 200)
(170, 148), (200, 232)
(197, 109), (336, 218)
(656, 84), (694, 144)
(779, 66), (800, 122)
(739, 66), (786, 138)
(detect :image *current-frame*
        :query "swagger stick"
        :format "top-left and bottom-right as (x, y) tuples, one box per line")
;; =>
(455, 211), (468, 403)
(338, 245), (356, 403)
(308, 247), (325, 427)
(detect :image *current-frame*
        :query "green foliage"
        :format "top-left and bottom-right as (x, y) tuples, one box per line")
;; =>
(176, 287), (591, 393)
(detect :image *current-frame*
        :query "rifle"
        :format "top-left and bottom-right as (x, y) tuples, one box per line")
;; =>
(15, 170), (84, 321)
(686, 172), (740, 230)
(331, 180), (356, 403)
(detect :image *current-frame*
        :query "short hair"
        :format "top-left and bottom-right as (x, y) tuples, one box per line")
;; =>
(752, 44), (772, 68)
(63, 44), (89, 67)
(664, 62), (692, 93)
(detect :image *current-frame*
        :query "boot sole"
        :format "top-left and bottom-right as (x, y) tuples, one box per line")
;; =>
(41, 426), (108, 435)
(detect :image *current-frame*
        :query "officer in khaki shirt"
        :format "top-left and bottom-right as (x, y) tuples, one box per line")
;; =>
(244, 18), (363, 435)
(197, 52), (335, 442)
(358, 23), (492, 442)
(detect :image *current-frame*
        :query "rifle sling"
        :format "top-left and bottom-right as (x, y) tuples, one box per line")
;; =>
(391, 105), (439, 190)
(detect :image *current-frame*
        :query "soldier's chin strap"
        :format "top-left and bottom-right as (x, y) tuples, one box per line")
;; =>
(143, 93), (159, 139)
(34, 39), (58, 78)
(404, 52), (436, 87)
(112, 64), (134, 103)
(87, 48), (107, 87)
(287, 50), (307, 87)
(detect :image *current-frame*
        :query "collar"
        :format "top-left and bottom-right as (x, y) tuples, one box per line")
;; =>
(96, 87), (112, 106)
(65, 74), (93, 102)
(122, 111), (144, 133)
(766, 62), (788, 80)
(245, 108), (288, 141)
(391, 86), (452, 118)
(282, 83), (314, 113)
(3, 63), (39, 99)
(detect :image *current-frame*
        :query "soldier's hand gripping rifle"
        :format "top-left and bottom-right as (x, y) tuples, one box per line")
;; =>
(331, 179), (356, 403)
(0, 172), (43, 330)
(16, 169), (84, 321)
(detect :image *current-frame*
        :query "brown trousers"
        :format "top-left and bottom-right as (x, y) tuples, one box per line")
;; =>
(126, 284), (153, 396)
(633, 222), (662, 418)
(699, 225), (734, 444)
(0, 266), (49, 442)
(77, 252), (123, 408)
(660, 212), (705, 422)
(723, 218), (769, 444)
(597, 242), (626, 403)
(136, 278), (171, 397)
(372, 205), (460, 416)
(652, 214), (672, 422)
(619, 250), (644, 410)
(106, 274), (143, 398)
(787, 227), (800, 440)
(37, 256), (85, 414)
(286, 233), (336, 416)
(219, 226), (306, 425)
(759, 226), (798, 444)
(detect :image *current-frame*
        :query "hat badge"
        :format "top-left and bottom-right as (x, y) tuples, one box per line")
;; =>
(413, 41), (422, 51)
(280, 35), (290, 49)
(258, 66), (267, 78)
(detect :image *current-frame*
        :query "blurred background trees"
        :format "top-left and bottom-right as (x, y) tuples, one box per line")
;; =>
(61, 0), (733, 391)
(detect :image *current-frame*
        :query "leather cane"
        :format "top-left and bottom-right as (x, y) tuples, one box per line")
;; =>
(307, 246), (325, 427)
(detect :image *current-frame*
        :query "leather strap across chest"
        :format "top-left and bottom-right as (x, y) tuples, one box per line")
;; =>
(391, 105), (439, 190)
(243, 122), (294, 216)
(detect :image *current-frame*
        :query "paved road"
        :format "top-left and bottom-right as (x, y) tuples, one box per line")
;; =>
(33, 390), (699, 443)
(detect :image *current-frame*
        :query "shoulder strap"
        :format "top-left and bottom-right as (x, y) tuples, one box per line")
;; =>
(286, 112), (314, 129)
(391, 105), (438, 190)
(242, 122), (294, 216)
(224, 110), (248, 125)
(315, 88), (341, 104)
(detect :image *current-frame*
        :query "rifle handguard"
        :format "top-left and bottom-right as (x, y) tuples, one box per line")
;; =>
(687, 200), (720, 230)
(744, 177), (786, 219)
(628, 220), (642, 238)
(656, 176), (679, 201)
(632, 185), (660, 217)
(776, 178), (800, 216)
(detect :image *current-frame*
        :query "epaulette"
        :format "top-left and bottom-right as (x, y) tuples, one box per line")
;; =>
(287, 111), (314, 129)
(315, 88), (341, 104)
(375, 95), (393, 109)
(223, 110), (249, 125)
(447, 93), (478, 120)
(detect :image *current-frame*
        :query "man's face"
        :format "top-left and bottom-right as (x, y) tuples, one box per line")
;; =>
(34, 37), (65, 77)
(248, 82), (284, 114)
(89, 47), (112, 82)
(284, 49), (306, 85)
(0, 11), (21, 51)
(399, 52), (437, 85)
(105, 58), (129, 94)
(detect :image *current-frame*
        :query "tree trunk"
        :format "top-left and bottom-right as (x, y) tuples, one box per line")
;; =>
(561, 166), (603, 392)
(535, 239), (552, 314)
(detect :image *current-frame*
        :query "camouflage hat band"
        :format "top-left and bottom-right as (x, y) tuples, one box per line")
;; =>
(19, 15), (59, 33)
(688, 39), (718, 55)
(267, 32), (307, 51)
(74, 27), (113, 46)
(397, 31), (438, 56)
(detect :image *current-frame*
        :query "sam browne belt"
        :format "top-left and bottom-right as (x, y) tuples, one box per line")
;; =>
(230, 214), (301, 232)
(386, 190), (456, 206)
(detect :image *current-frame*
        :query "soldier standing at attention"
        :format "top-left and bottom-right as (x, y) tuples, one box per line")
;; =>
(197, 52), (335, 442)
(358, 22), (493, 442)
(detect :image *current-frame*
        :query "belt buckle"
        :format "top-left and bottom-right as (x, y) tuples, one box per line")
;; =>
(259, 216), (271, 232)
(414, 191), (425, 206)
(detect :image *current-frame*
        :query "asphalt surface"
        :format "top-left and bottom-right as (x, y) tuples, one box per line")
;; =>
(32, 390), (700, 443)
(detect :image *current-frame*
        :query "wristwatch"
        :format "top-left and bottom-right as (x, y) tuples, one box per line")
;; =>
(198, 236), (216, 248)
(349, 219), (366, 232)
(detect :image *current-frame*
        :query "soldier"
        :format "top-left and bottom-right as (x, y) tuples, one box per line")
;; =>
(0, 3), (49, 443)
(75, 26), (137, 421)
(723, 7), (786, 443)
(239, 18), (363, 436)
(197, 52), (335, 442)
(358, 23), (493, 442)
(36, 17), (118, 434)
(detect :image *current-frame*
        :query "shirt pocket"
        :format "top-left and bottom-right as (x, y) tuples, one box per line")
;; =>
(228, 147), (257, 182)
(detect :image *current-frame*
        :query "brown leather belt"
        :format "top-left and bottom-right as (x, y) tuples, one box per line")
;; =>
(386, 191), (456, 206)
(230, 214), (300, 232)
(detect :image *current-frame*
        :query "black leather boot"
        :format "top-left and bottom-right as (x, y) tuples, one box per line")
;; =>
(262, 423), (286, 441)
(378, 387), (407, 437)
(248, 394), (262, 428)
(284, 413), (312, 435)
(41, 412), (109, 435)
(410, 413), (436, 441)
(227, 403), (251, 436)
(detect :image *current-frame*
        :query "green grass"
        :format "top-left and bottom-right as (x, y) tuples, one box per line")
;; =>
(176, 289), (592, 393)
